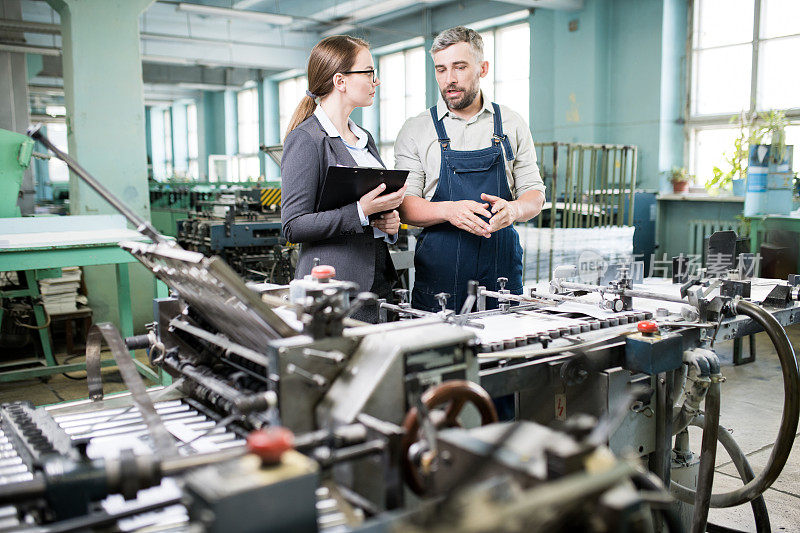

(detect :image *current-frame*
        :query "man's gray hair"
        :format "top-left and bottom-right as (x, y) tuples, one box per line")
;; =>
(430, 26), (484, 63)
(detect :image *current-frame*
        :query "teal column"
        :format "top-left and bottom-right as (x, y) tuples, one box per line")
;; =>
(530, 9), (555, 141)
(47, 0), (155, 332)
(423, 9), (438, 109)
(144, 106), (153, 179)
(658, 0), (688, 181)
(202, 91), (226, 158)
(424, 37), (438, 109)
(0, 0), (34, 215)
(48, 0), (153, 216)
(261, 79), (280, 179)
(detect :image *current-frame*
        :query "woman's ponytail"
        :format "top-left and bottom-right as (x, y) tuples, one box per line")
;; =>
(283, 35), (368, 141)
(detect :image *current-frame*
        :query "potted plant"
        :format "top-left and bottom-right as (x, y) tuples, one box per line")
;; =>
(708, 110), (789, 197)
(745, 109), (793, 215)
(752, 109), (789, 171)
(707, 110), (753, 196)
(668, 166), (692, 193)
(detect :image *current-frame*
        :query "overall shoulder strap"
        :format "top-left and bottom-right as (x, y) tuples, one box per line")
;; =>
(429, 106), (450, 143)
(491, 102), (515, 162)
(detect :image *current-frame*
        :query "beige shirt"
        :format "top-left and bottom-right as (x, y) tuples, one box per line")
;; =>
(394, 94), (545, 201)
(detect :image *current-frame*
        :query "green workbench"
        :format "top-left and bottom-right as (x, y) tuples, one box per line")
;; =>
(747, 214), (800, 268)
(738, 213), (800, 365)
(0, 214), (169, 384)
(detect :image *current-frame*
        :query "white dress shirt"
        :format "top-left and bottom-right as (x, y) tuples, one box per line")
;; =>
(313, 106), (396, 243)
(394, 93), (546, 201)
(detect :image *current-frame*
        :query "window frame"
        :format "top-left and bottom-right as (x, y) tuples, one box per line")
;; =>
(376, 44), (426, 166)
(278, 75), (308, 141)
(44, 120), (69, 184)
(473, 18), (531, 124)
(686, 0), (800, 182)
(236, 86), (261, 182)
(162, 108), (173, 178)
(186, 102), (199, 180)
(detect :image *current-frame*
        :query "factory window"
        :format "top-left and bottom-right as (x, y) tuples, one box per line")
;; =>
(42, 105), (69, 183)
(378, 46), (425, 166)
(46, 123), (69, 183)
(478, 21), (530, 124)
(186, 102), (199, 179)
(163, 109), (173, 178)
(688, 0), (800, 183)
(278, 75), (308, 139)
(237, 87), (260, 181)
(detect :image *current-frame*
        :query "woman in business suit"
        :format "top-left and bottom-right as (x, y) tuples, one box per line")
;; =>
(281, 35), (407, 323)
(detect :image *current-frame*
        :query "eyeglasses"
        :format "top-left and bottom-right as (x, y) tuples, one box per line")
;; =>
(341, 68), (378, 83)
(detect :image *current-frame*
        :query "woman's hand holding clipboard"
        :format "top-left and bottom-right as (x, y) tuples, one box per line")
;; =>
(317, 166), (409, 220)
(359, 181), (407, 219)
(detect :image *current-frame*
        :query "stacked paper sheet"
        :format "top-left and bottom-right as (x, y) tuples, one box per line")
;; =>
(38, 267), (82, 314)
(517, 226), (635, 283)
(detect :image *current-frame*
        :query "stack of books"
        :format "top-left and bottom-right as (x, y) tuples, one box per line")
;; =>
(38, 267), (83, 314)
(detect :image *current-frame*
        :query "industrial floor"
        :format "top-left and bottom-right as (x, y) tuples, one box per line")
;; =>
(698, 324), (800, 531)
(1, 328), (799, 531)
(0, 349), (153, 405)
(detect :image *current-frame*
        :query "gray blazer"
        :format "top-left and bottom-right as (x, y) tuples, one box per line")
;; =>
(281, 115), (385, 292)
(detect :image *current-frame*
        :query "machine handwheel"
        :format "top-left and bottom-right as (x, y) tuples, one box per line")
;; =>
(401, 380), (498, 495)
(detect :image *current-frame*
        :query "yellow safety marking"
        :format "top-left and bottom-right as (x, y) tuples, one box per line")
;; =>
(260, 188), (282, 206)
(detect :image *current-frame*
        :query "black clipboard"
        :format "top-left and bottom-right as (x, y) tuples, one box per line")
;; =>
(317, 166), (408, 218)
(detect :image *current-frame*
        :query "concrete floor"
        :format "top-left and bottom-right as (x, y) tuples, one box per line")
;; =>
(0, 349), (154, 406)
(694, 324), (800, 531)
(0, 328), (799, 531)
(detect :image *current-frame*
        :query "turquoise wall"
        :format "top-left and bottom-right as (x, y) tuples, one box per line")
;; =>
(530, 0), (686, 190)
(203, 91), (227, 159)
(143, 0), (688, 191)
(658, 0), (688, 176)
(144, 105), (153, 177)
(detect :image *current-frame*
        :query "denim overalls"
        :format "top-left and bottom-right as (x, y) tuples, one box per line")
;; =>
(412, 102), (524, 312)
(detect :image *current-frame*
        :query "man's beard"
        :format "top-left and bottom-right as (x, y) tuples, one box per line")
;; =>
(441, 77), (480, 111)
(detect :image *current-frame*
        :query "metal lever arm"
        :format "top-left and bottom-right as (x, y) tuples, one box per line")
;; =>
(27, 125), (168, 245)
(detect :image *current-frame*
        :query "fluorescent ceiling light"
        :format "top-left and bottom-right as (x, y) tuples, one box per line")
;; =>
(468, 10), (529, 32)
(321, 24), (355, 37)
(178, 82), (236, 91)
(176, 3), (292, 25)
(319, 0), (441, 37)
(142, 54), (195, 65)
(372, 36), (424, 56)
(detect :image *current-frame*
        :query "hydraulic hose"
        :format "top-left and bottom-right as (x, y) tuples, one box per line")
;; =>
(672, 299), (799, 510)
(713, 299), (799, 507)
(698, 415), (770, 533)
(690, 381), (721, 533)
(672, 414), (771, 533)
(631, 472), (685, 533)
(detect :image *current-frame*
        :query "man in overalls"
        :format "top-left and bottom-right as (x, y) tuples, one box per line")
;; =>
(395, 26), (546, 313)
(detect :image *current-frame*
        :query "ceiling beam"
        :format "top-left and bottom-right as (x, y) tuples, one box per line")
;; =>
(173, 2), (293, 25)
(320, 0), (449, 37)
(489, 0), (584, 10)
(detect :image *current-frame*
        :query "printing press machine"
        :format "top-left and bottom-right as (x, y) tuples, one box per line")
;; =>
(173, 187), (295, 284)
(0, 127), (797, 532)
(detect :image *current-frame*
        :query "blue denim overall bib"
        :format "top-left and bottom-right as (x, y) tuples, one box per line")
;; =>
(412, 102), (524, 312)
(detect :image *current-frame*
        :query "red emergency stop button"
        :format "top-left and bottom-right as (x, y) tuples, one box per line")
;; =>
(247, 427), (294, 465)
(637, 320), (659, 335)
(311, 265), (336, 281)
